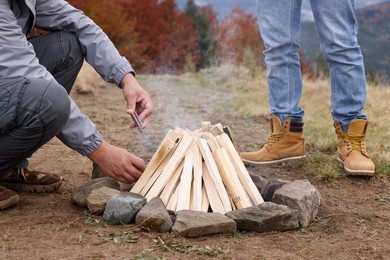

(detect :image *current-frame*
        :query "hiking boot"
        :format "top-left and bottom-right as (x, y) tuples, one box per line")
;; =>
(0, 168), (63, 192)
(241, 116), (305, 165)
(0, 186), (19, 210)
(334, 119), (375, 177)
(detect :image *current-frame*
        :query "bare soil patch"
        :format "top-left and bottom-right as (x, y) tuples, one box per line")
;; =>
(1, 73), (390, 259)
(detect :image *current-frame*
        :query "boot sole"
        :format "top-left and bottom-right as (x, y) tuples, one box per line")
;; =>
(0, 177), (63, 193)
(242, 155), (306, 166)
(337, 157), (375, 177)
(0, 194), (19, 209)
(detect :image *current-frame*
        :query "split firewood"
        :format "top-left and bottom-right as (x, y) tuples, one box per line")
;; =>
(145, 131), (194, 201)
(131, 130), (181, 194)
(197, 138), (232, 213)
(190, 142), (203, 211)
(176, 148), (193, 211)
(216, 133), (264, 205)
(132, 123), (264, 214)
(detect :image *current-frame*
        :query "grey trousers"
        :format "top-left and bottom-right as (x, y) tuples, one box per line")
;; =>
(0, 31), (84, 174)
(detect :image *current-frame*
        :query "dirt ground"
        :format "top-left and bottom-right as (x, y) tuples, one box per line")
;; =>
(1, 72), (390, 260)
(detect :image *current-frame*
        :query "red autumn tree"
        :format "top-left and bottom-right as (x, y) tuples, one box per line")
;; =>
(68, 0), (141, 63)
(116, 0), (200, 73)
(215, 8), (264, 66)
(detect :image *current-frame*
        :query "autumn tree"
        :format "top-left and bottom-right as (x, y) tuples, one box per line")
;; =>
(214, 8), (264, 67)
(115, 0), (200, 73)
(185, 0), (217, 69)
(68, 0), (141, 63)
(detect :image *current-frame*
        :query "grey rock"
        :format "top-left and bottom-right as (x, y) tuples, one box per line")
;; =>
(91, 164), (135, 191)
(272, 179), (321, 228)
(262, 179), (290, 201)
(86, 187), (120, 214)
(72, 177), (120, 208)
(249, 172), (269, 193)
(172, 210), (236, 238)
(103, 192), (147, 225)
(225, 202), (300, 232)
(92, 163), (106, 179)
(248, 172), (289, 201)
(135, 197), (173, 232)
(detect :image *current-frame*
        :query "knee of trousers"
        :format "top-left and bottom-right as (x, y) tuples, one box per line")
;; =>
(24, 78), (71, 136)
(41, 81), (71, 133)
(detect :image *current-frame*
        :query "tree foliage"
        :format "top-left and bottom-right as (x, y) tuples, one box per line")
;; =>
(66, 1), (314, 77)
(214, 8), (264, 67)
(68, 0), (141, 63)
(185, 0), (217, 69)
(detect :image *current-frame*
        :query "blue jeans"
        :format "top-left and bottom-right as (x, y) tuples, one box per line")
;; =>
(257, 0), (367, 131)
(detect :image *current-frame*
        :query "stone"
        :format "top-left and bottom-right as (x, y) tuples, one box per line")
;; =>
(272, 179), (321, 228)
(225, 202), (299, 232)
(72, 177), (120, 208)
(249, 172), (269, 193)
(172, 210), (236, 238)
(135, 197), (173, 232)
(248, 172), (289, 201)
(103, 192), (147, 225)
(262, 179), (290, 201)
(87, 186), (120, 214)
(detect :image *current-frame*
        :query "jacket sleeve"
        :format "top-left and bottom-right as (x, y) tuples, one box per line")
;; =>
(34, 0), (135, 86)
(57, 97), (103, 156)
(0, 1), (55, 81)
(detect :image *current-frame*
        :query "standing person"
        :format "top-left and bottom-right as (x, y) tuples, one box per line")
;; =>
(241, 0), (375, 176)
(0, 0), (153, 209)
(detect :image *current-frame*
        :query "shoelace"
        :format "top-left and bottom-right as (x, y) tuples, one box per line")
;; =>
(342, 132), (368, 156)
(265, 133), (284, 146)
(15, 168), (28, 181)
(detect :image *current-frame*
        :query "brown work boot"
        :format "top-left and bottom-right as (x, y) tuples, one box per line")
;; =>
(334, 119), (375, 177)
(0, 168), (63, 192)
(241, 116), (305, 165)
(0, 186), (19, 210)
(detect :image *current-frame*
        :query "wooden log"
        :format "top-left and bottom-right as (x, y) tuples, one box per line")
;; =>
(210, 123), (224, 136)
(176, 148), (193, 211)
(223, 126), (240, 153)
(166, 183), (180, 211)
(204, 133), (220, 152)
(216, 133), (264, 205)
(201, 185), (209, 212)
(139, 151), (171, 196)
(197, 138), (232, 213)
(201, 162), (225, 214)
(145, 132), (194, 201)
(212, 148), (252, 209)
(190, 142), (203, 211)
(131, 130), (181, 194)
(159, 160), (184, 205)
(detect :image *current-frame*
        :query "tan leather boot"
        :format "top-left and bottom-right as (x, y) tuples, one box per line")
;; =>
(334, 119), (375, 176)
(241, 116), (305, 165)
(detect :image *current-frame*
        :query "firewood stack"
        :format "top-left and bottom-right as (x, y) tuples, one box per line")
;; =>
(130, 122), (264, 214)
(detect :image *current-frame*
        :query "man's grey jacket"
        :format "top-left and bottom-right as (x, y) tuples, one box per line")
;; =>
(0, 0), (135, 155)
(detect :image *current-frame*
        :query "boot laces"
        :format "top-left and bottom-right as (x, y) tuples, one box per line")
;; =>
(15, 168), (28, 181)
(343, 132), (368, 156)
(266, 133), (284, 146)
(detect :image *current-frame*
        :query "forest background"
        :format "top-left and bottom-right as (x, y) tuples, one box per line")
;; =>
(68, 0), (314, 78)
(67, 0), (390, 84)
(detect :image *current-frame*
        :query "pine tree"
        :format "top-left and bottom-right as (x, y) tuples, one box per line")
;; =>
(185, 0), (217, 69)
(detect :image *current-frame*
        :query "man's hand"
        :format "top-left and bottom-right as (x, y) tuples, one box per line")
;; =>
(87, 141), (145, 183)
(120, 73), (153, 131)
